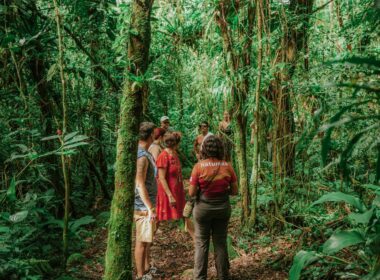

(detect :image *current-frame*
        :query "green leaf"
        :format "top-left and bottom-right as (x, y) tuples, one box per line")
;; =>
(64, 135), (88, 146)
(55, 150), (77, 156)
(41, 135), (60, 141)
(46, 63), (57, 81)
(41, 218), (64, 228)
(368, 234), (380, 255)
(348, 208), (374, 225)
(311, 192), (366, 212)
(69, 216), (95, 232)
(363, 184), (380, 195)
(129, 28), (139, 35)
(373, 195), (380, 208)
(320, 100), (371, 166)
(9, 210), (29, 223)
(6, 177), (16, 202)
(7, 153), (28, 162)
(323, 230), (365, 255)
(63, 131), (79, 141)
(0, 226), (10, 233)
(63, 142), (89, 150)
(289, 250), (319, 280)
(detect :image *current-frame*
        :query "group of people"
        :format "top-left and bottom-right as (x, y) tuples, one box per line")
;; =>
(134, 114), (237, 280)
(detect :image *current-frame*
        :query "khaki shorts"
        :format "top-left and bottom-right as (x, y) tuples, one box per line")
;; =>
(134, 211), (156, 243)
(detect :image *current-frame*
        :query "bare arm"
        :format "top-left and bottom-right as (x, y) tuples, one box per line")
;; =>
(135, 157), (154, 211)
(158, 168), (176, 207)
(230, 182), (238, 196)
(149, 145), (160, 162)
(193, 137), (199, 155)
(189, 184), (197, 197)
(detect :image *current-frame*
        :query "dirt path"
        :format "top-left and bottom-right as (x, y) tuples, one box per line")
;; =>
(150, 223), (288, 280)
(72, 217), (289, 280)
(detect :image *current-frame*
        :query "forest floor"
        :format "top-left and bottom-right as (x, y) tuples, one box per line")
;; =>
(71, 220), (291, 280)
(70, 183), (294, 279)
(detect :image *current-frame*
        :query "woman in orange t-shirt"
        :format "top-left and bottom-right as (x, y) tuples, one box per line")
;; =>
(189, 135), (238, 280)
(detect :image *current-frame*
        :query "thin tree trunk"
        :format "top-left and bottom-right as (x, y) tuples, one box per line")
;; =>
(52, 0), (70, 265)
(249, 0), (263, 226)
(104, 1), (153, 279)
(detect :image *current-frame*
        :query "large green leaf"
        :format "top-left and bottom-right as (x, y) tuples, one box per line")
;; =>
(69, 215), (95, 232)
(323, 230), (365, 255)
(289, 250), (319, 280)
(311, 192), (366, 212)
(363, 184), (380, 195)
(348, 208), (374, 225)
(9, 210), (29, 223)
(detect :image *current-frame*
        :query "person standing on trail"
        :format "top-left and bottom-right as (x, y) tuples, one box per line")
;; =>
(189, 135), (238, 280)
(160, 116), (173, 132)
(218, 111), (233, 162)
(193, 121), (213, 161)
(156, 131), (195, 239)
(134, 122), (158, 280)
(148, 128), (166, 162)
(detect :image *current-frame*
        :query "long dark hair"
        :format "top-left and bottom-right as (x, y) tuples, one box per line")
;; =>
(200, 135), (224, 160)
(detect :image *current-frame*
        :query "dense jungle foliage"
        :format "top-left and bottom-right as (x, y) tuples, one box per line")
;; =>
(0, 0), (379, 279)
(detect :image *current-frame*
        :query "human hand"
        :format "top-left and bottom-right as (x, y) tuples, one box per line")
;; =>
(168, 195), (177, 208)
(148, 207), (157, 221)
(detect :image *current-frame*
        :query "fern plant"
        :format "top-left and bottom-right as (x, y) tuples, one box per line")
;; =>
(289, 186), (380, 280)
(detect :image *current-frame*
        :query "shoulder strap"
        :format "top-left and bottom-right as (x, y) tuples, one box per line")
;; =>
(197, 163), (221, 199)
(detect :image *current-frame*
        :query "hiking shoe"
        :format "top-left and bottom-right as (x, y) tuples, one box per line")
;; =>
(147, 266), (164, 277)
(136, 274), (153, 280)
(148, 266), (158, 274)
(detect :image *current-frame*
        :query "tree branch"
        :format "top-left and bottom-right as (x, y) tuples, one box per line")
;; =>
(36, 10), (121, 90)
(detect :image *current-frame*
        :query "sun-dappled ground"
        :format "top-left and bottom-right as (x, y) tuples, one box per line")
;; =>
(70, 211), (291, 280)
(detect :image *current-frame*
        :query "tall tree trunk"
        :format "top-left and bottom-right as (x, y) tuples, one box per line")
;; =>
(249, 0), (263, 226)
(215, 0), (252, 223)
(104, 0), (153, 279)
(270, 0), (314, 220)
(52, 0), (71, 265)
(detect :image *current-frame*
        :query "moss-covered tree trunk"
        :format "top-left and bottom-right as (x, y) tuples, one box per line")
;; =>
(215, 0), (254, 224)
(249, 0), (264, 227)
(104, 1), (153, 279)
(269, 0), (314, 222)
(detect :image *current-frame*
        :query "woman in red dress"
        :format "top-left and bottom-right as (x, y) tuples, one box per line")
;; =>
(156, 131), (194, 239)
